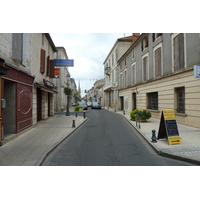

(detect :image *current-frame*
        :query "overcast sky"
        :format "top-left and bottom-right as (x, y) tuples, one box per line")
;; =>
(50, 33), (132, 97)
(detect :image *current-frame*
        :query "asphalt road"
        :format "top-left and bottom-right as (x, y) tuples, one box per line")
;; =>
(42, 108), (193, 166)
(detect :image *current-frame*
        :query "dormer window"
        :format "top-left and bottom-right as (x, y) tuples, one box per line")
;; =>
(152, 33), (162, 41)
(141, 35), (148, 51)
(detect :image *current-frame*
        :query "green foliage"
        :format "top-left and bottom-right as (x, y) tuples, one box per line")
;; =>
(130, 110), (151, 121)
(74, 106), (83, 111)
(64, 87), (72, 95)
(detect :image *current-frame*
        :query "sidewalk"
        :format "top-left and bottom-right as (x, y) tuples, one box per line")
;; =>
(1, 107), (200, 166)
(0, 108), (87, 166)
(106, 107), (200, 165)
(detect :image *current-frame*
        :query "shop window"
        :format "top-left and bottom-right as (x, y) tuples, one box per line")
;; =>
(147, 92), (158, 110)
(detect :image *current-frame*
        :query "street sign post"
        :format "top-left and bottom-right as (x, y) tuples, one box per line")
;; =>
(54, 59), (74, 67)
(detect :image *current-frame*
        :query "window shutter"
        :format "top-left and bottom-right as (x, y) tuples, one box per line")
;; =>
(40, 49), (46, 74)
(179, 33), (184, 69)
(49, 60), (55, 78)
(46, 55), (50, 76)
(174, 35), (179, 71)
(155, 47), (161, 77)
(143, 57), (147, 81)
(12, 33), (22, 62)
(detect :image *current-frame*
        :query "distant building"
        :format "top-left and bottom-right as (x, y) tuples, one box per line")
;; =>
(103, 33), (140, 109)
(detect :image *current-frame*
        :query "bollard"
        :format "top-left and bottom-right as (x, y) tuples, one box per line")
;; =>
(115, 109), (116, 112)
(123, 110), (125, 115)
(83, 112), (86, 119)
(151, 130), (157, 143)
(76, 112), (78, 117)
(72, 120), (76, 128)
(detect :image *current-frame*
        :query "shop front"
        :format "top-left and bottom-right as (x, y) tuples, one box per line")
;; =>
(1, 60), (34, 141)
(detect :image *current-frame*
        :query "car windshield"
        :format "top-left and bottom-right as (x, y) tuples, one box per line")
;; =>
(79, 102), (86, 106)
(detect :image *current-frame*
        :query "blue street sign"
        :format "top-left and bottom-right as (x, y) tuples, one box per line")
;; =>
(54, 59), (74, 67)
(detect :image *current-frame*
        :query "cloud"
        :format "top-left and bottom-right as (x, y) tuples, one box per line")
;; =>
(50, 33), (132, 96)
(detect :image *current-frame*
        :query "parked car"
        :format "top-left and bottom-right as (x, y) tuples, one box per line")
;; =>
(78, 102), (88, 110)
(87, 102), (92, 107)
(91, 102), (101, 109)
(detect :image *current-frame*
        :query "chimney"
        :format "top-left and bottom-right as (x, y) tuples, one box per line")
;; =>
(132, 33), (140, 43)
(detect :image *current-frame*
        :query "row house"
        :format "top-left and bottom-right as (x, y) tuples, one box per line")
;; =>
(70, 78), (79, 105)
(84, 88), (94, 102)
(118, 33), (200, 128)
(93, 79), (104, 104)
(0, 33), (57, 144)
(103, 34), (140, 109)
(54, 47), (71, 111)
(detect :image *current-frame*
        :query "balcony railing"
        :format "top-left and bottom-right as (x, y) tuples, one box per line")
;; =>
(103, 82), (117, 91)
(105, 67), (111, 75)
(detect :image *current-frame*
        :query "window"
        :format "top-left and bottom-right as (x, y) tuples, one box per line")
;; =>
(40, 49), (46, 74)
(155, 47), (162, 77)
(175, 87), (185, 113)
(124, 70), (127, 87)
(12, 33), (27, 66)
(120, 73), (123, 89)
(143, 56), (148, 81)
(141, 35), (148, 51)
(131, 64), (136, 85)
(173, 33), (185, 71)
(152, 33), (162, 41)
(147, 92), (158, 110)
(132, 49), (135, 59)
(12, 33), (23, 63)
(112, 54), (114, 66)
(115, 49), (118, 63)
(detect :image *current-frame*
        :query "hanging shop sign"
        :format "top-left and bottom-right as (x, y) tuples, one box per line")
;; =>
(157, 110), (181, 145)
(54, 68), (60, 76)
(43, 79), (54, 89)
(54, 59), (74, 67)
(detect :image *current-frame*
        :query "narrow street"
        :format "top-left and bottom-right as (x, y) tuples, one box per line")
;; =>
(42, 108), (193, 166)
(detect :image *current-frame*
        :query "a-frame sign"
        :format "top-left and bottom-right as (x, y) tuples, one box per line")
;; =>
(157, 110), (181, 145)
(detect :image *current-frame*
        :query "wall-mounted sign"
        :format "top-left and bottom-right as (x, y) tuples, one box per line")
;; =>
(194, 65), (200, 78)
(54, 59), (74, 67)
(157, 110), (181, 145)
(43, 79), (54, 89)
(54, 68), (60, 76)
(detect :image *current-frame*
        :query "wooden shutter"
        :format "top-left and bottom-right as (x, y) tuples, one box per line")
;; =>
(143, 57), (147, 81)
(49, 60), (55, 78)
(155, 47), (161, 77)
(179, 33), (184, 69)
(46, 55), (50, 76)
(12, 33), (22, 63)
(40, 49), (46, 74)
(174, 34), (184, 71)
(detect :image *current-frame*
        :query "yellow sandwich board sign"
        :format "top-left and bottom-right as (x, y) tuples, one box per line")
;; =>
(157, 110), (181, 145)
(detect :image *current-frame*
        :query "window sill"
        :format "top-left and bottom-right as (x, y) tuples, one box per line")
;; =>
(146, 109), (160, 113)
(175, 113), (187, 117)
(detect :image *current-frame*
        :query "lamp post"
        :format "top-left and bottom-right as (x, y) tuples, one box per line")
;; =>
(64, 87), (72, 116)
